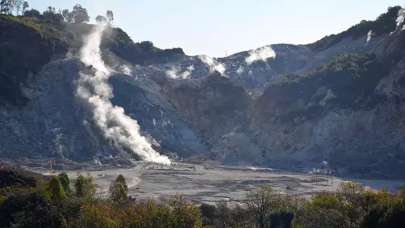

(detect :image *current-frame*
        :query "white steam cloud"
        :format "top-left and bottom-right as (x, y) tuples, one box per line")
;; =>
(198, 55), (227, 76)
(166, 65), (194, 79)
(366, 30), (373, 43)
(245, 46), (276, 65)
(397, 8), (405, 30)
(76, 25), (171, 165)
(236, 66), (245, 74)
(119, 64), (132, 75)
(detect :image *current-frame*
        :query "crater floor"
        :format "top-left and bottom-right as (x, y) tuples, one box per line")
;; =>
(27, 161), (400, 204)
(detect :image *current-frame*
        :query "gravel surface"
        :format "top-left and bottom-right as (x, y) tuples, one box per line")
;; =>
(29, 162), (405, 205)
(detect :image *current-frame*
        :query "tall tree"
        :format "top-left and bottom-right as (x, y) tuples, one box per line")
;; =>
(61, 9), (73, 23)
(22, 1), (28, 14)
(58, 172), (71, 194)
(71, 4), (89, 23)
(95, 15), (107, 24)
(42, 6), (63, 25)
(23, 8), (40, 18)
(74, 174), (96, 199)
(14, 0), (23, 15)
(247, 186), (284, 228)
(106, 10), (114, 23)
(0, 0), (13, 15)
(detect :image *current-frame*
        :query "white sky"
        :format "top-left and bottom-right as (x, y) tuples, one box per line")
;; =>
(30, 0), (404, 57)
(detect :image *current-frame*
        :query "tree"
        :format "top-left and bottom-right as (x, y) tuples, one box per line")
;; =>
(14, 0), (23, 15)
(74, 174), (96, 199)
(270, 211), (294, 228)
(23, 8), (40, 18)
(106, 10), (113, 23)
(22, 0), (28, 14)
(0, 0), (13, 15)
(71, 4), (89, 23)
(109, 174), (128, 203)
(47, 176), (66, 203)
(61, 9), (73, 23)
(58, 172), (71, 194)
(295, 194), (349, 228)
(42, 6), (64, 25)
(95, 15), (107, 24)
(0, 192), (65, 227)
(247, 186), (283, 228)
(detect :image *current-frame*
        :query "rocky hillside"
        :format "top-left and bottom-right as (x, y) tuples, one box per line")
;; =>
(0, 6), (405, 178)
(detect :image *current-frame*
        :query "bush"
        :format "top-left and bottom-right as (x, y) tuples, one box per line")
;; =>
(23, 9), (41, 18)
(74, 174), (96, 199)
(58, 172), (71, 194)
(0, 192), (65, 228)
(109, 174), (128, 204)
(46, 176), (67, 203)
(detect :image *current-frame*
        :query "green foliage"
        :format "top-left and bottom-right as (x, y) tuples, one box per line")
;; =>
(74, 174), (96, 199)
(73, 202), (119, 228)
(0, 192), (65, 228)
(0, 0), (13, 15)
(23, 8), (40, 18)
(42, 6), (64, 26)
(71, 4), (89, 24)
(58, 172), (71, 194)
(123, 198), (202, 228)
(107, 28), (185, 66)
(0, 169), (37, 189)
(262, 53), (386, 124)
(2, 167), (405, 227)
(270, 211), (294, 228)
(0, 14), (62, 39)
(246, 186), (296, 228)
(361, 191), (405, 228)
(46, 176), (67, 203)
(109, 175), (128, 204)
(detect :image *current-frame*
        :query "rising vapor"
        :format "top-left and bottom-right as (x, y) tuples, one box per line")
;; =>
(366, 30), (373, 43)
(166, 65), (194, 79)
(397, 7), (405, 31)
(245, 46), (276, 65)
(198, 55), (227, 76)
(76, 25), (171, 165)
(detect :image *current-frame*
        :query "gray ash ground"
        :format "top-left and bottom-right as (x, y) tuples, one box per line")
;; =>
(28, 162), (405, 205)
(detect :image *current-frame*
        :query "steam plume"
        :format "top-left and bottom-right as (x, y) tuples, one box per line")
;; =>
(198, 55), (227, 76)
(76, 25), (171, 165)
(166, 65), (194, 79)
(397, 8), (405, 31)
(366, 30), (373, 43)
(245, 46), (276, 65)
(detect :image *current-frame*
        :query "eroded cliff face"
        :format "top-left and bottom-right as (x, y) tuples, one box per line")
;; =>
(1, 7), (405, 178)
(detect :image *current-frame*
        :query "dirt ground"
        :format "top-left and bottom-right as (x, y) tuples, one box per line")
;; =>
(27, 161), (405, 205)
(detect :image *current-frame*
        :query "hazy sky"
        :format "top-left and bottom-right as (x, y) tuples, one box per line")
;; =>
(29, 0), (404, 57)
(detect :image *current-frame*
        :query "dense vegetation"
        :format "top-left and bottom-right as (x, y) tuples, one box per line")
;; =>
(256, 53), (388, 124)
(1, 166), (404, 228)
(0, 167), (202, 228)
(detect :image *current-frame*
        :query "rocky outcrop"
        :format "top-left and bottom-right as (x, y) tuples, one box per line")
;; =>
(0, 15), (67, 106)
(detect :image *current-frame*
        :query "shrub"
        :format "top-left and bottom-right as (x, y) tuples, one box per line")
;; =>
(74, 174), (96, 199)
(109, 174), (128, 204)
(46, 176), (67, 203)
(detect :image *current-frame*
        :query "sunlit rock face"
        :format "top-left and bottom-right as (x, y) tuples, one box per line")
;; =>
(1, 7), (405, 177)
